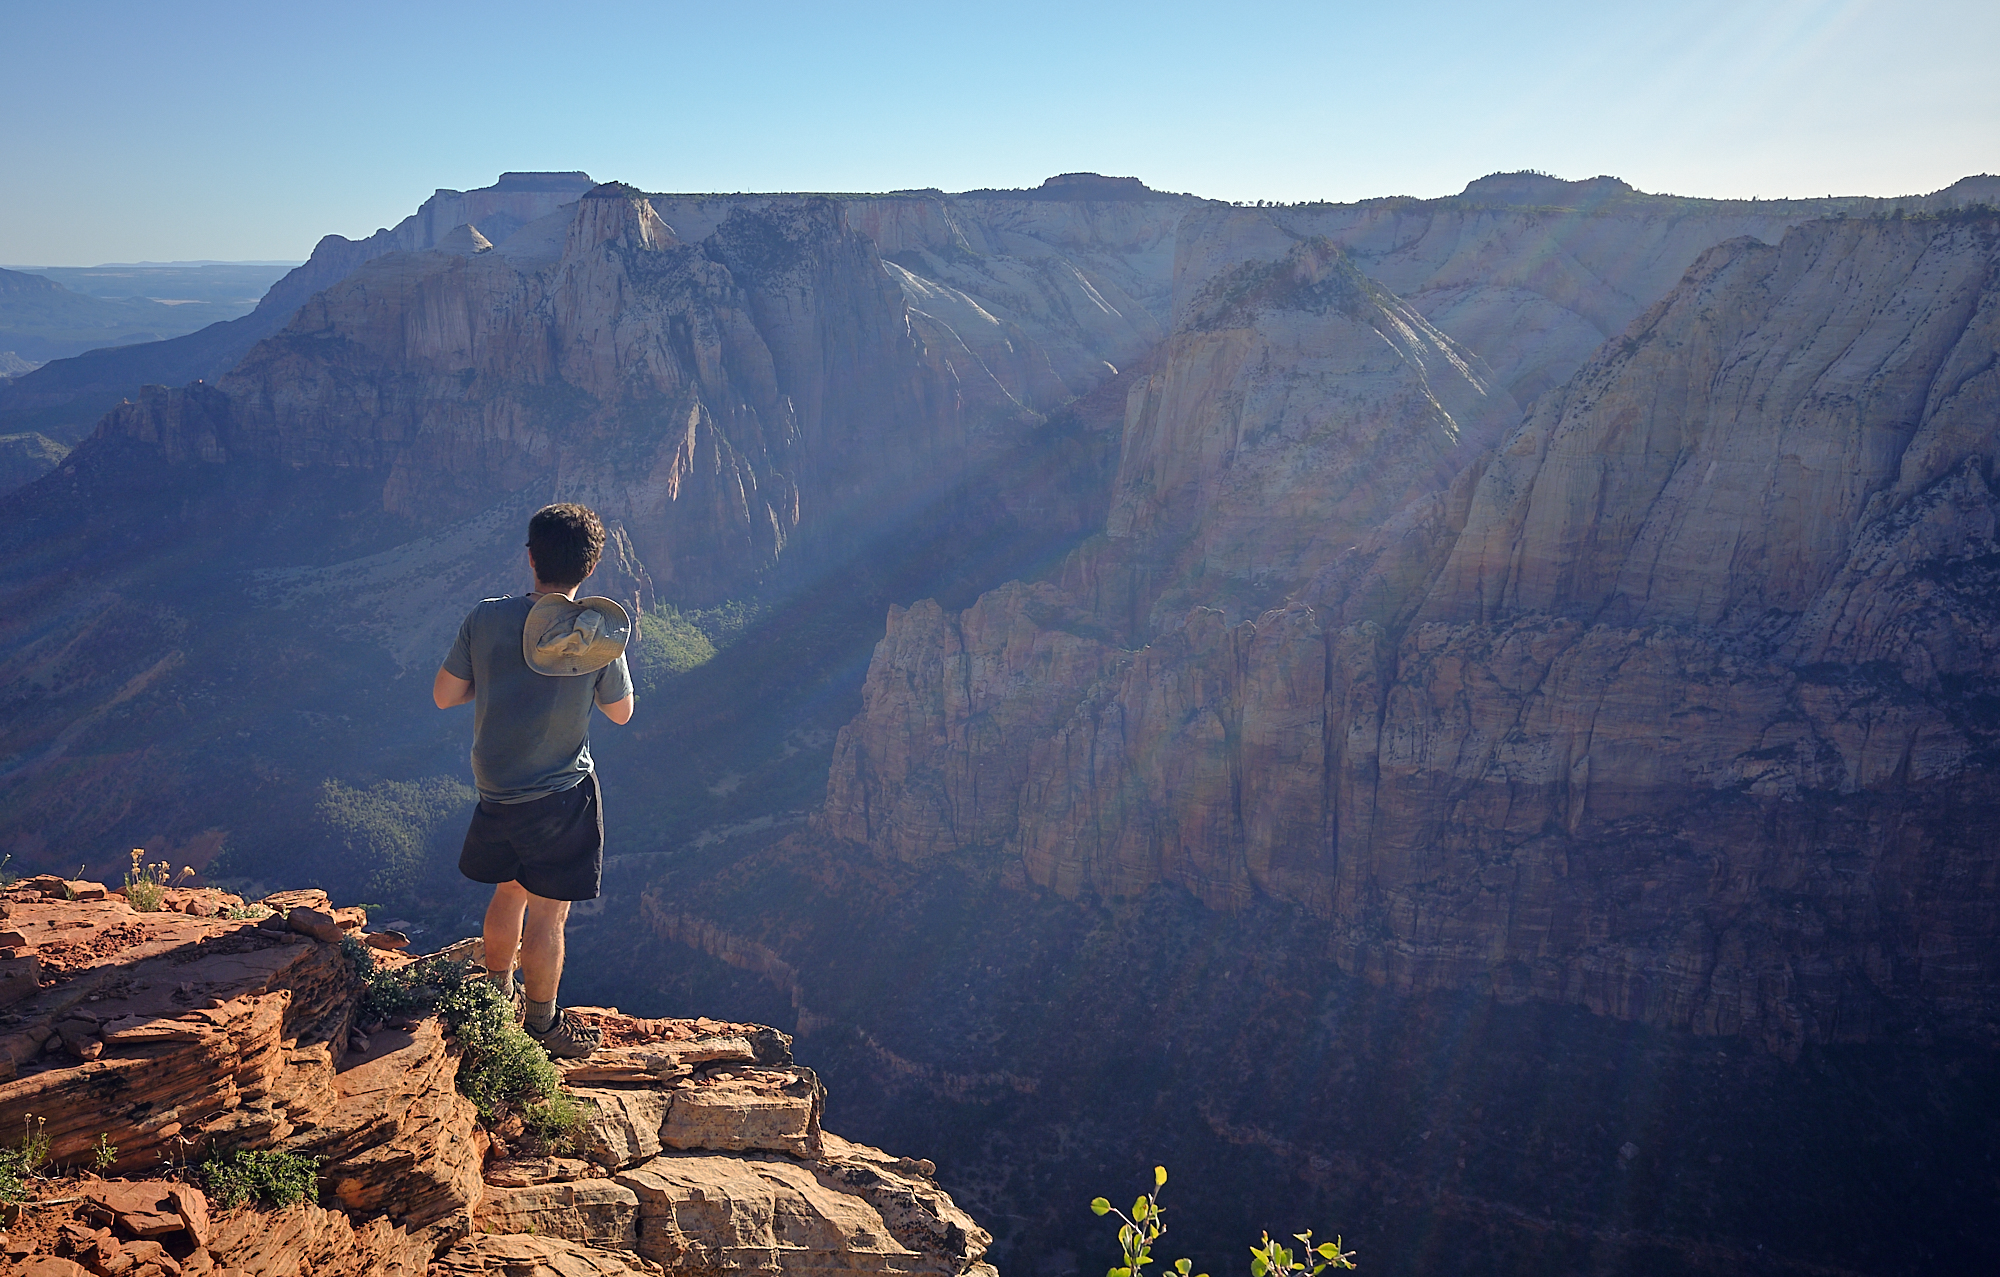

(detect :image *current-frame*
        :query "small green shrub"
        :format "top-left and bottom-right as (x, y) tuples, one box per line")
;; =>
(199, 1149), (320, 1209)
(1249, 1232), (1357, 1277)
(91, 1132), (117, 1171)
(220, 902), (272, 920)
(360, 955), (565, 1127)
(339, 931), (376, 982)
(434, 972), (562, 1122)
(359, 951), (467, 1023)
(518, 1090), (587, 1157)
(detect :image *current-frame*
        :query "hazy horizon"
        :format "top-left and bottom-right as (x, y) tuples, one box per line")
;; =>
(5, 0), (1994, 265)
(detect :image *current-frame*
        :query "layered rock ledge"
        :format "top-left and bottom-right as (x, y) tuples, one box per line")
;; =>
(0, 882), (992, 1277)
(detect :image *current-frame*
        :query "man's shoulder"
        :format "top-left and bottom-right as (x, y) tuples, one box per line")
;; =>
(463, 595), (529, 625)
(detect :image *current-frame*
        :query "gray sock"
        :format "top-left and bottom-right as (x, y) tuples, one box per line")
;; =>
(526, 998), (557, 1033)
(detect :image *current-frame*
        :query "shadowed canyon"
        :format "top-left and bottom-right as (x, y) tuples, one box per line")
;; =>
(2, 169), (1998, 1276)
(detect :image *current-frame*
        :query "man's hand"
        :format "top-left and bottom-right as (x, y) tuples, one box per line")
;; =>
(598, 694), (634, 725)
(434, 669), (475, 709)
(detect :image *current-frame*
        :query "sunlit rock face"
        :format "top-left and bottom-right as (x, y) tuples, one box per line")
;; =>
(96, 189), (968, 606)
(1105, 234), (1521, 626)
(824, 213), (2000, 1056)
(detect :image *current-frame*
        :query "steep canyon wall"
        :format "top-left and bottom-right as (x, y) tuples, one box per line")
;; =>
(823, 213), (2000, 1056)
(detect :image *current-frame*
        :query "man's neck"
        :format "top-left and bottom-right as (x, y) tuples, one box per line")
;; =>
(531, 581), (581, 600)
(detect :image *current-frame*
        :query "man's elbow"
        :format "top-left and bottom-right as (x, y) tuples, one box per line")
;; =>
(434, 670), (473, 709)
(601, 696), (635, 725)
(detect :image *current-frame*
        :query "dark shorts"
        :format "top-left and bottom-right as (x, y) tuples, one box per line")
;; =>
(459, 772), (603, 901)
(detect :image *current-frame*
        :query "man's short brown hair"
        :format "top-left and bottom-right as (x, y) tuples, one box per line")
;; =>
(527, 504), (606, 588)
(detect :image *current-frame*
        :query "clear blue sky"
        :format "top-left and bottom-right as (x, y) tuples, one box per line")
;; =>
(4, 0), (1995, 264)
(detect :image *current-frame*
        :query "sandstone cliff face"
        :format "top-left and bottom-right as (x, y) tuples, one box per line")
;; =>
(1102, 235), (1520, 627)
(1175, 198), (1823, 412)
(650, 189), (1189, 405)
(822, 214), (2000, 1056)
(95, 188), (959, 609)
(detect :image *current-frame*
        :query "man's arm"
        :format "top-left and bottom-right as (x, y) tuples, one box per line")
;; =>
(597, 694), (634, 725)
(434, 668), (475, 709)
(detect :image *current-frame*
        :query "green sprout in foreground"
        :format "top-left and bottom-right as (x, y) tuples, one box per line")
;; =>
(1091, 1165), (1207, 1277)
(1091, 1166), (1357, 1277)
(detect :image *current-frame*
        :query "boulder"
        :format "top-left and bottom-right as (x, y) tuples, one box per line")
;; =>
(432, 1233), (661, 1276)
(259, 889), (331, 915)
(660, 1067), (822, 1159)
(81, 1178), (184, 1238)
(472, 1179), (641, 1251)
(571, 1087), (671, 1170)
(615, 1147), (987, 1277)
(286, 907), (345, 944)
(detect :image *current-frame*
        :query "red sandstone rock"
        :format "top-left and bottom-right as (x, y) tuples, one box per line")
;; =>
(0, 896), (988, 1277)
(284, 908), (344, 944)
(432, 1234), (659, 1276)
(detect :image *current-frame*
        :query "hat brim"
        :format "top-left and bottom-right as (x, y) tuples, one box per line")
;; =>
(523, 594), (632, 677)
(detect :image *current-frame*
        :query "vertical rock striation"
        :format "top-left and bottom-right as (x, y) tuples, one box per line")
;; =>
(823, 213), (2000, 1055)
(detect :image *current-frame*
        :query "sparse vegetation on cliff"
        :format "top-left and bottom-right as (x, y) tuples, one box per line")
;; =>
(361, 953), (577, 1143)
(198, 1148), (321, 1209)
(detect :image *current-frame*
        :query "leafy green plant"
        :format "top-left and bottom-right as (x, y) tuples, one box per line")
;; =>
(14, 1115), (49, 1173)
(1090, 1167), (1357, 1277)
(91, 1132), (117, 1171)
(1249, 1232), (1356, 1277)
(220, 902), (272, 920)
(1090, 1166), (1206, 1277)
(359, 951), (464, 1022)
(434, 970), (563, 1122)
(0, 854), (15, 888)
(198, 1148), (320, 1209)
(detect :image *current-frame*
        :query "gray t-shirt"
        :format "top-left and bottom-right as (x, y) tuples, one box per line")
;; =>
(442, 595), (634, 805)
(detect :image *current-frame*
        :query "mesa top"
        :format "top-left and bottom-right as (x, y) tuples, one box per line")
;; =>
(442, 595), (634, 804)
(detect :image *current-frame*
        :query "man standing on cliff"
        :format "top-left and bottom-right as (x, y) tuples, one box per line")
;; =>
(433, 503), (636, 1059)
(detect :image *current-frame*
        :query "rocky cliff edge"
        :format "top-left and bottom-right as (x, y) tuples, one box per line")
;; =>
(0, 880), (993, 1277)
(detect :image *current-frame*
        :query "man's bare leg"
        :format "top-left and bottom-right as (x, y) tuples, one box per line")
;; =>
(483, 880), (531, 994)
(518, 891), (570, 1008)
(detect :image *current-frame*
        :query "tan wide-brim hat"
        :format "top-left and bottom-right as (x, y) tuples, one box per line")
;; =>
(523, 593), (632, 677)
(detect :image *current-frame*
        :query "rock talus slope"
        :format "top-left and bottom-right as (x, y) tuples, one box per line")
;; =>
(0, 886), (992, 1277)
(823, 213), (2000, 1056)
